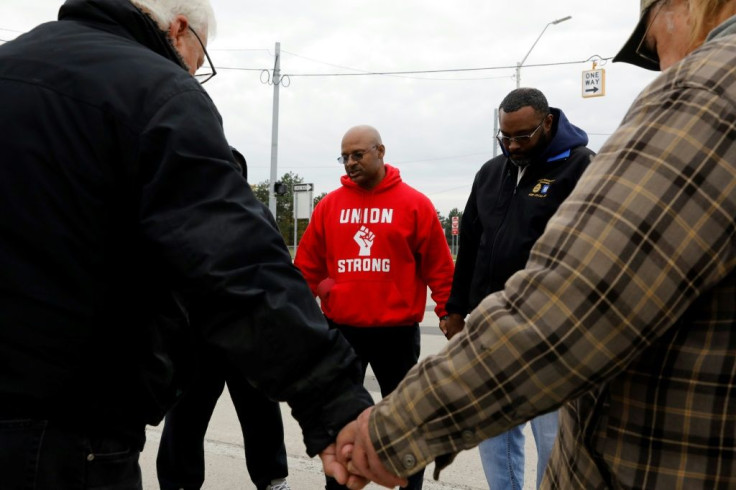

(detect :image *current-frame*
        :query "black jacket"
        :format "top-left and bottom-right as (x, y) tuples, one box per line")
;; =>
(0, 0), (371, 454)
(446, 108), (595, 315)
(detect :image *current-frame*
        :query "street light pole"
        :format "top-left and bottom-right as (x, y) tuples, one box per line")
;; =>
(515, 15), (571, 88)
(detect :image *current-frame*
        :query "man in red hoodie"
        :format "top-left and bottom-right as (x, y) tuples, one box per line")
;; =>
(294, 125), (454, 490)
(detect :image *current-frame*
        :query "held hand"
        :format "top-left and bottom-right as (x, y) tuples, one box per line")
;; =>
(336, 420), (358, 467)
(442, 313), (465, 340)
(347, 407), (409, 488)
(335, 422), (370, 489)
(439, 317), (448, 337)
(321, 443), (370, 489)
(319, 444), (349, 485)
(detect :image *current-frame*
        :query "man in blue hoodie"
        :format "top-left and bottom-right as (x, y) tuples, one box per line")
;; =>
(442, 88), (594, 490)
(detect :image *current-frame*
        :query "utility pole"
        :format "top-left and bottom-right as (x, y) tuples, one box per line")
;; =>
(268, 42), (281, 219)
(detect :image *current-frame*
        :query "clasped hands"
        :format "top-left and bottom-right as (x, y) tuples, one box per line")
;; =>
(319, 407), (408, 489)
(440, 313), (464, 340)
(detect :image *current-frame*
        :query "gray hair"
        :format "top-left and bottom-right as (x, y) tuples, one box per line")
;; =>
(131, 0), (217, 38)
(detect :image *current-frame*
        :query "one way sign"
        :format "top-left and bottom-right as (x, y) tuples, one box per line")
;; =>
(582, 69), (606, 98)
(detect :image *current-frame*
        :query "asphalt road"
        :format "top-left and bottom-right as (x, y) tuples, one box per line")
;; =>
(138, 302), (539, 489)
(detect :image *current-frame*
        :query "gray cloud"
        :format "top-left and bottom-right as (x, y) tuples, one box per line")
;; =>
(1, 0), (657, 214)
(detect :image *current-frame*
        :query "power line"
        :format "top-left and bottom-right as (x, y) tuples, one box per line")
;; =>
(217, 66), (265, 72)
(389, 73), (513, 81)
(264, 151), (492, 171)
(215, 55), (611, 80)
(393, 152), (491, 165)
(281, 49), (370, 74)
(426, 184), (473, 196)
(216, 65), (514, 81)
(282, 57), (611, 78)
(210, 48), (272, 53)
(278, 50), (609, 81)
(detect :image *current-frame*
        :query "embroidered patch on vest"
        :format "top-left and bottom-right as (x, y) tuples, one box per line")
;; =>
(529, 179), (555, 198)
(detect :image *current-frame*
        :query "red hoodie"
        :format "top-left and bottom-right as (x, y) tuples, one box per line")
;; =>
(295, 165), (454, 327)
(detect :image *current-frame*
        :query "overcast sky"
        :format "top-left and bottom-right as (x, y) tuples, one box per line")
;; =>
(1, 1), (658, 215)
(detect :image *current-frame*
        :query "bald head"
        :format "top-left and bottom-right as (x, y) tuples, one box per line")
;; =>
(340, 125), (386, 190)
(341, 125), (383, 148)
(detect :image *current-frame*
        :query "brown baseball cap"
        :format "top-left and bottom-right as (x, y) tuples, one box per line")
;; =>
(613, 0), (662, 71)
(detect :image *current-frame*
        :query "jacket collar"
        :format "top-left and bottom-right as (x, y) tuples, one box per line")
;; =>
(340, 164), (402, 193)
(706, 14), (736, 42)
(58, 0), (187, 71)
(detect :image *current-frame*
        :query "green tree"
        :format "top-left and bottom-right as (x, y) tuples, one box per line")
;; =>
(313, 192), (327, 209)
(437, 209), (446, 241)
(252, 172), (316, 248)
(440, 208), (463, 254)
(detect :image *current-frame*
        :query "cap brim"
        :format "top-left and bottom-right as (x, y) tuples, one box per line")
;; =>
(612, 12), (661, 71)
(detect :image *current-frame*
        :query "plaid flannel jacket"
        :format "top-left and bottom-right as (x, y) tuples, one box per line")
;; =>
(369, 28), (736, 489)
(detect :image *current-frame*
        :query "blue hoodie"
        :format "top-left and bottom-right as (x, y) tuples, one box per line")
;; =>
(500, 107), (590, 164)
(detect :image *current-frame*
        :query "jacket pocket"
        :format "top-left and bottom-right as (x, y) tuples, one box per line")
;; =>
(325, 279), (413, 326)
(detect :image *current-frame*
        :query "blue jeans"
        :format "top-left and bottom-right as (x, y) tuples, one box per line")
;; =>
(0, 418), (142, 490)
(478, 411), (559, 490)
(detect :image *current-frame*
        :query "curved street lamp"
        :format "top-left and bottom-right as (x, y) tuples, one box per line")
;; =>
(515, 16), (572, 88)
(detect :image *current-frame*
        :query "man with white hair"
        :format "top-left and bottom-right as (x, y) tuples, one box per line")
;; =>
(0, 1), (371, 489)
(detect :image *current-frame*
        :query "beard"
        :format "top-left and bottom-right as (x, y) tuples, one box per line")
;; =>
(509, 155), (533, 168)
(509, 129), (549, 167)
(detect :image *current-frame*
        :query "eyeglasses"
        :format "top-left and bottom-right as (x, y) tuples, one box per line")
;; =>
(337, 145), (377, 165)
(634, 0), (665, 67)
(496, 118), (546, 146)
(188, 26), (217, 84)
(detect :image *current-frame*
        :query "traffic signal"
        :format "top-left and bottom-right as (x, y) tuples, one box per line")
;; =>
(274, 182), (287, 196)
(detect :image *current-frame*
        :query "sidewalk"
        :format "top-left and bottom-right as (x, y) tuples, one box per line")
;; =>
(138, 308), (538, 489)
